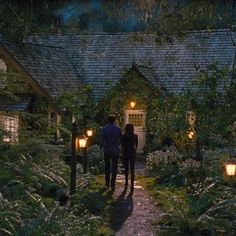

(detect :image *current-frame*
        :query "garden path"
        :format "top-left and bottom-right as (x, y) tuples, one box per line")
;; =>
(110, 159), (161, 236)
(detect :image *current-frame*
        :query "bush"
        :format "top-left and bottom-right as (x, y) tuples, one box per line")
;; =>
(0, 141), (106, 235)
(179, 158), (202, 186)
(146, 146), (183, 185)
(155, 179), (236, 236)
(203, 148), (229, 177)
(87, 145), (104, 175)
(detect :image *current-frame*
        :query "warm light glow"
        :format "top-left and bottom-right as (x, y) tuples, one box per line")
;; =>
(187, 130), (195, 140)
(130, 101), (136, 108)
(76, 135), (87, 150)
(225, 160), (236, 176)
(86, 129), (93, 137)
(79, 137), (87, 148)
(0, 115), (19, 143)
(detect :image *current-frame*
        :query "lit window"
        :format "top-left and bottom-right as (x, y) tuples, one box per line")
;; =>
(0, 115), (19, 143)
(128, 114), (144, 126)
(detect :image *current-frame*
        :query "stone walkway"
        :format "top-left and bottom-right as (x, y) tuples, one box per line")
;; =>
(110, 161), (161, 236)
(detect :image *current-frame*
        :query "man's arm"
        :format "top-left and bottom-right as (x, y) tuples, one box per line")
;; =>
(119, 128), (122, 144)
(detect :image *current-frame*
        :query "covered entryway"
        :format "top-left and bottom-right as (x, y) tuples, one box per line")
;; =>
(124, 110), (146, 153)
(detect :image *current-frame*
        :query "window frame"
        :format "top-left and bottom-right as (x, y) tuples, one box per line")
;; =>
(0, 114), (19, 143)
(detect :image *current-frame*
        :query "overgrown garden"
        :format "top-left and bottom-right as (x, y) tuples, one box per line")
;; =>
(0, 63), (235, 235)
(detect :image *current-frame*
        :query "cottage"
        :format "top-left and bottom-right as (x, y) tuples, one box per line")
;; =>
(0, 29), (235, 150)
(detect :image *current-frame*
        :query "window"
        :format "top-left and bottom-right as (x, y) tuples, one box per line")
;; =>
(128, 113), (144, 126)
(0, 115), (19, 143)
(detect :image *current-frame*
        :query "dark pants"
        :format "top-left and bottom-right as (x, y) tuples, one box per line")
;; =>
(104, 154), (119, 188)
(123, 152), (136, 187)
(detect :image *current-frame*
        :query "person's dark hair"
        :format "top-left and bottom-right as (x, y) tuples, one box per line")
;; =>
(125, 123), (134, 135)
(108, 114), (116, 124)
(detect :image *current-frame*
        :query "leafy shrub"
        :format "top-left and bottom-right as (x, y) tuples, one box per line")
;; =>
(0, 141), (107, 235)
(146, 146), (183, 184)
(179, 158), (202, 185)
(155, 180), (236, 236)
(203, 148), (229, 177)
(87, 145), (104, 175)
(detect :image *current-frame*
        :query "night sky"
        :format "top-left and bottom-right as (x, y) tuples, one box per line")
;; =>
(53, 0), (154, 32)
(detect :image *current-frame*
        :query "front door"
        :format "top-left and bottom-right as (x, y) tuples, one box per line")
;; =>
(124, 110), (146, 153)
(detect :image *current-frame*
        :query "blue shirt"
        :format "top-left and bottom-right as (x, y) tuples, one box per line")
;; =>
(101, 124), (122, 156)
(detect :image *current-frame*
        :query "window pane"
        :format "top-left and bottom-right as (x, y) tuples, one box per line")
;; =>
(0, 115), (19, 143)
(128, 114), (144, 126)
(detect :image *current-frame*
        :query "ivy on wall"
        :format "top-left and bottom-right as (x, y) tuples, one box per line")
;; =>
(100, 64), (236, 154)
(101, 67), (166, 151)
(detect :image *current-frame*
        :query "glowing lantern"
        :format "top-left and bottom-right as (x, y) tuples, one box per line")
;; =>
(76, 135), (87, 151)
(187, 130), (195, 140)
(225, 159), (236, 176)
(130, 101), (136, 109)
(86, 129), (93, 137)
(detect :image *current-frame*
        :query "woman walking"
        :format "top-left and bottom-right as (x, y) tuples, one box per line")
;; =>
(121, 123), (138, 191)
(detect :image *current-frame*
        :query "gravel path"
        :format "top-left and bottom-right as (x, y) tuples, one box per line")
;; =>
(110, 161), (161, 236)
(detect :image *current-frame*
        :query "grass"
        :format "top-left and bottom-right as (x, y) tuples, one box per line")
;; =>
(137, 175), (187, 210)
(88, 175), (116, 236)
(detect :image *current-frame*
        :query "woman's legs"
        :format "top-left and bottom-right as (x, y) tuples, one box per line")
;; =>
(130, 157), (135, 190)
(124, 153), (135, 189)
(123, 157), (129, 186)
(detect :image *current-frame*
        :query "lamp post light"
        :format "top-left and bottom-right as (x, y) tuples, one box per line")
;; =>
(186, 110), (202, 163)
(225, 158), (236, 177)
(77, 134), (87, 148)
(187, 129), (195, 140)
(76, 134), (88, 174)
(70, 121), (78, 195)
(86, 129), (93, 137)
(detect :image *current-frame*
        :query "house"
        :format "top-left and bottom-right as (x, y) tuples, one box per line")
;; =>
(0, 35), (80, 142)
(0, 29), (235, 150)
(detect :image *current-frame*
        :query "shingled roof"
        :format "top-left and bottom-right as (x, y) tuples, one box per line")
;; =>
(25, 29), (236, 100)
(1, 29), (236, 101)
(0, 38), (80, 100)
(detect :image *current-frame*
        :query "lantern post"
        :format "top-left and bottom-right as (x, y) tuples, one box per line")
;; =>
(70, 121), (78, 195)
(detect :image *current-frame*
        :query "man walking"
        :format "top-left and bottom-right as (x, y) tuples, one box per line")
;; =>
(101, 114), (122, 190)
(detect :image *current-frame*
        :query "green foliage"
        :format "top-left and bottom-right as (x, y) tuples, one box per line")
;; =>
(102, 67), (162, 143)
(179, 158), (202, 186)
(203, 149), (230, 177)
(146, 146), (183, 185)
(146, 147), (236, 236)
(87, 145), (104, 175)
(101, 68), (159, 126)
(0, 0), (68, 40)
(56, 86), (99, 137)
(154, 180), (236, 236)
(0, 141), (113, 235)
(145, 93), (191, 152)
(155, 1), (236, 44)
(145, 64), (235, 152)
(1, 0), (235, 40)
(189, 65), (236, 148)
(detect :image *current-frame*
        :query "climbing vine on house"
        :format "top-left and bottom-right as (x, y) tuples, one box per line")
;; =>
(102, 64), (236, 153)
(101, 67), (172, 151)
